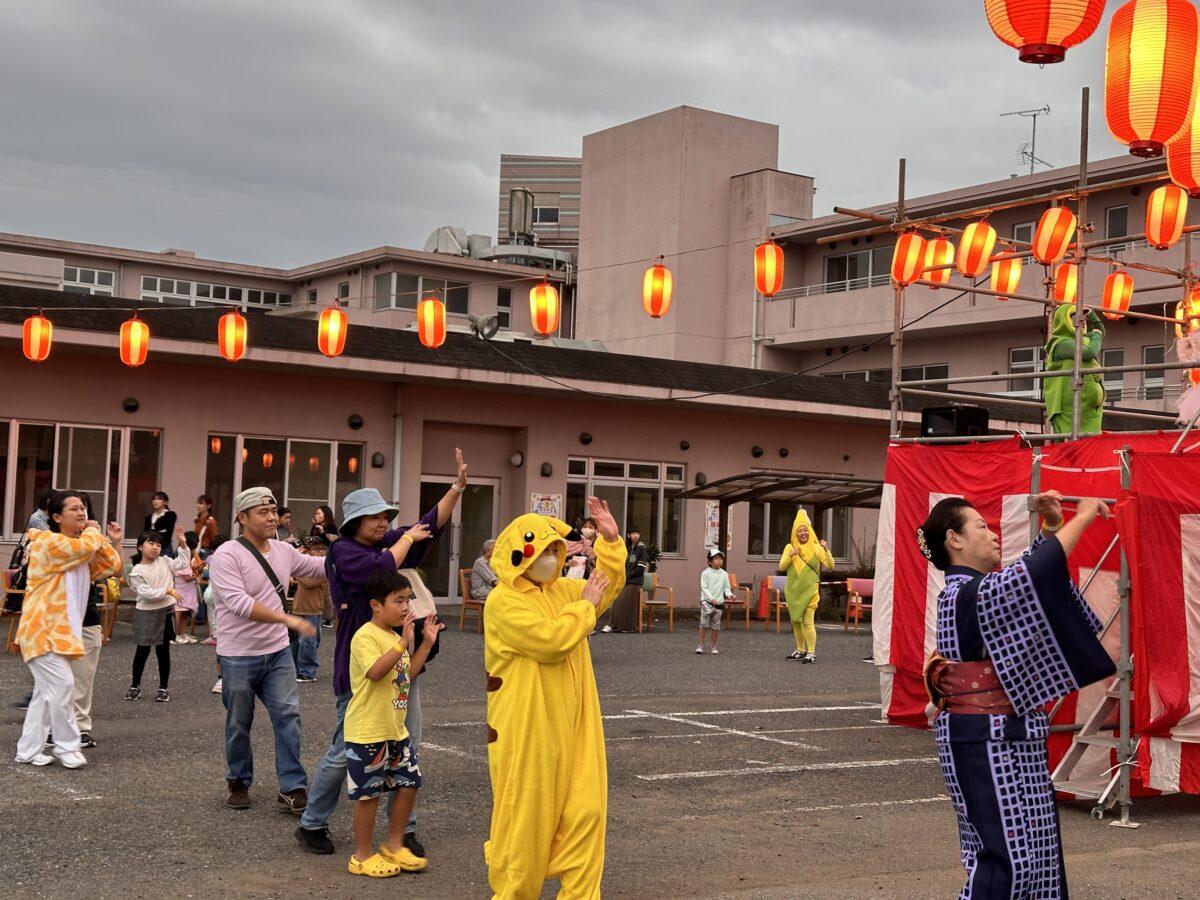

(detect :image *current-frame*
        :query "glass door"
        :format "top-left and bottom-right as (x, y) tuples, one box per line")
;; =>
(418, 478), (499, 601)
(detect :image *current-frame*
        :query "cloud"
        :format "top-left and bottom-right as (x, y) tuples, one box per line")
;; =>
(0, 0), (1125, 267)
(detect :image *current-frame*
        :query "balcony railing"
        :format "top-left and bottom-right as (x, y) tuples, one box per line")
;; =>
(769, 273), (891, 300)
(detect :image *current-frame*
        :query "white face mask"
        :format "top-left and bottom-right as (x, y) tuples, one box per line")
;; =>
(526, 549), (560, 584)
(580, 527), (596, 539)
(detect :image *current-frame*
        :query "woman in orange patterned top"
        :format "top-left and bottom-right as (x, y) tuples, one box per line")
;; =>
(15, 491), (123, 769)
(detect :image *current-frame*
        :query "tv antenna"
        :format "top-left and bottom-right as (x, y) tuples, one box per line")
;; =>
(1001, 105), (1051, 175)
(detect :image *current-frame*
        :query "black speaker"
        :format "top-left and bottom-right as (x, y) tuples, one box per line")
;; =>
(920, 404), (989, 437)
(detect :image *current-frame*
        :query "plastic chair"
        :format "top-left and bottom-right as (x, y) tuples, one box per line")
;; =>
(765, 575), (789, 632)
(458, 568), (484, 633)
(724, 574), (753, 630)
(845, 578), (874, 634)
(638, 572), (674, 633)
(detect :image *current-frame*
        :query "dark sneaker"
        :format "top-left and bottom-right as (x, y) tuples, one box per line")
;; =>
(786, 651), (803, 660)
(278, 787), (308, 815)
(800, 655), (816, 664)
(295, 825), (335, 855)
(403, 832), (426, 859)
(79, 732), (97, 749)
(156, 688), (170, 702)
(124, 686), (141, 701)
(227, 780), (251, 810)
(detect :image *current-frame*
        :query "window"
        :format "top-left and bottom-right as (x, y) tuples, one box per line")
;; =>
(1012, 222), (1035, 245)
(1143, 345), (1165, 400)
(205, 434), (363, 535)
(823, 248), (888, 291)
(373, 272), (467, 313)
(141, 277), (287, 307)
(1105, 205), (1129, 240)
(823, 364), (947, 386)
(496, 287), (512, 329)
(1008, 346), (1043, 397)
(63, 266), (115, 297)
(747, 503), (851, 559)
(533, 206), (560, 224)
(3, 420), (160, 539)
(565, 457), (685, 555)
(338, 281), (351, 300)
(1101, 348), (1125, 401)
(307, 289), (318, 304)
(140, 276), (192, 304)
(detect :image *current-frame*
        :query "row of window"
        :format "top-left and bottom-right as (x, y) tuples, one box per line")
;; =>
(140, 276), (291, 307)
(63, 267), (115, 296)
(747, 501), (851, 561)
(565, 457), (686, 556)
(374, 272), (470, 314)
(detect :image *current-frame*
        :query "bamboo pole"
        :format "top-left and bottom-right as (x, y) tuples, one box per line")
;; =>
(911, 278), (1179, 324)
(1072, 87), (1091, 438)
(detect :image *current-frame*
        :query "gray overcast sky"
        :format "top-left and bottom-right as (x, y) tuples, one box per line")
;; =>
(0, 0), (1127, 268)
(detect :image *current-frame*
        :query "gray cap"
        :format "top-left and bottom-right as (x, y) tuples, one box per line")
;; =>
(340, 488), (399, 532)
(233, 487), (277, 516)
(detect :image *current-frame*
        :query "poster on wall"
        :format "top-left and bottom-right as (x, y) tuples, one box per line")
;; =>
(704, 501), (730, 549)
(530, 493), (563, 518)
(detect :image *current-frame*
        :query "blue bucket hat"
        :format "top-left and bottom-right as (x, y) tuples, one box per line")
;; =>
(339, 488), (399, 536)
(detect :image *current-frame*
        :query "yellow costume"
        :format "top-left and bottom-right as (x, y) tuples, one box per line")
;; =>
(778, 510), (833, 657)
(483, 513), (626, 899)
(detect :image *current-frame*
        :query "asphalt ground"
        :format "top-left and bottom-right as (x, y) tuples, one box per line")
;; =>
(2, 615), (1198, 898)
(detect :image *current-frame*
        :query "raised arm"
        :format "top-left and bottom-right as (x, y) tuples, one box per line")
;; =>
(489, 589), (599, 665)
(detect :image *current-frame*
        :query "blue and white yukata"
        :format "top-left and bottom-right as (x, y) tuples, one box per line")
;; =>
(934, 535), (1115, 899)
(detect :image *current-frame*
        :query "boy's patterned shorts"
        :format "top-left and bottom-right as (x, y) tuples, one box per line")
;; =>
(699, 601), (723, 631)
(345, 736), (421, 801)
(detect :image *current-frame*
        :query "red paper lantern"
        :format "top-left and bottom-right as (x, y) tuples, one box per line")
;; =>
(120, 316), (150, 367)
(643, 261), (673, 318)
(1102, 272), (1135, 320)
(890, 232), (926, 286)
(990, 256), (1023, 300)
(1053, 263), (1079, 304)
(262, 452), (274, 469)
(417, 296), (446, 348)
(984, 0), (1106, 63)
(1145, 184), (1188, 249)
(1033, 206), (1077, 263)
(348, 456), (359, 475)
(1106, 0), (1200, 158)
(529, 281), (560, 335)
(1177, 288), (1200, 337)
(318, 305), (348, 357)
(754, 240), (785, 296)
(957, 222), (998, 277)
(22, 313), (52, 362)
(1167, 101), (1200, 196)
(922, 238), (955, 287)
(210, 436), (222, 455)
(308, 456), (320, 473)
(217, 311), (247, 362)
(241, 448), (248, 462)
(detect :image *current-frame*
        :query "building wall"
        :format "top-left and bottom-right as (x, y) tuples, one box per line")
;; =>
(498, 154), (582, 250)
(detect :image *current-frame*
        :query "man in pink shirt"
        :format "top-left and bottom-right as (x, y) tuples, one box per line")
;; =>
(208, 487), (325, 813)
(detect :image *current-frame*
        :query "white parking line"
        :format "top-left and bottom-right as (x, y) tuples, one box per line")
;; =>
(429, 703), (880, 731)
(681, 795), (949, 818)
(637, 756), (939, 781)
(606, 723), (896, 743)
(624, 709), (823, 751)
(421, 740), (482, 760)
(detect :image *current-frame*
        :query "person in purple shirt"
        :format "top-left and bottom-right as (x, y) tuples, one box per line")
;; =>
(296, 449), (468, 857)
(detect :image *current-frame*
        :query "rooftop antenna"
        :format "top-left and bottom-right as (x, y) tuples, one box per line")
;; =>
(1001, 105), (1052, 175)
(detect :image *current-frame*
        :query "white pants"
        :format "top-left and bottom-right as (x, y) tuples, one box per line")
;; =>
(69, 625), (104, 733)
(16, 652), (80, 760)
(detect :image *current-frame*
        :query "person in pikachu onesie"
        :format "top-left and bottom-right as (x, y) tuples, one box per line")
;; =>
(778, 509), (834, 663)
(483, 495), (626, 899)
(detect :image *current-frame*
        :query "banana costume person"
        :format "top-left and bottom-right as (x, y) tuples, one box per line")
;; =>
(778, 510), (834, 661)
(483, 496), (626, 899)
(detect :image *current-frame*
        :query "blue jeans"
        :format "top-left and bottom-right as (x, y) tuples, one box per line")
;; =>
(301, 678), (422, 833)
(294, 616), (322, 679)
(218, 648), (307, 792)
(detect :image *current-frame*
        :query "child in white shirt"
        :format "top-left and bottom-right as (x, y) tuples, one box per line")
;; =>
(696, 549), (733, 655)
(125, 531), (191, 702)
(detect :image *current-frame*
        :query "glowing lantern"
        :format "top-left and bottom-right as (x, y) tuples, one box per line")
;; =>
(1102, 272), (1135, 320)
(241, 448), (248, 462)
(1033, 206), (1077, 263)
(643, 260), (673, 318)
(1145, 184), (1189, 249)
(22, 313), (52, 362)
(318, 305), (348, 357)
(1177, 288), (1200, 337)
(210, 436), (222, 455)
(417, 296), (446, 348)
(1105, 0), (1200, 158)
(890, 232), (927, 286)
(754, 240), (785, 296)
(348, 456), (359, 475)
(1053, 263), (1079, 304)
(1167, 100), (1200, 195)
(217, 311), (247, 362)
(984, 0), (1106, 63)
(529, 281), (560, 335)
(308, 456), (320, 473)
(922, 238), (955, 287)
(990, 256), (1023, 300)
(120, 316), (150, 367)
(957, 222), (998, 277)
(262, 452), (274, 469)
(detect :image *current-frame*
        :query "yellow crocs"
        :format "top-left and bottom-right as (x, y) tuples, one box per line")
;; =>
(379, 842), (429, 872)
(348, 853), (401, 878)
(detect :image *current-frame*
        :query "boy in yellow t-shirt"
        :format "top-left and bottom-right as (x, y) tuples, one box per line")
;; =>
(345, 571), (443, 878)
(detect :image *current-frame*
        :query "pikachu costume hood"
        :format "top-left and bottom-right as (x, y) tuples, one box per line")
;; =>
(483, 514), (626, 899)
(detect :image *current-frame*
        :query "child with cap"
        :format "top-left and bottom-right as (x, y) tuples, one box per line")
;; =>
(696, 549), (733, 654)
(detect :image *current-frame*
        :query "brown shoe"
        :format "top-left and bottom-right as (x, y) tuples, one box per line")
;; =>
(277, 787), (308, 815)
(226, 780), (251, 810)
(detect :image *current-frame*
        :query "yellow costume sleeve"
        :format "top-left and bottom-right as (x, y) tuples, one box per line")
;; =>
(489, 591), (598, 665)
(583, 536), (626, 617)
(817, 545), (835, 569)
(777, 544), (794, 573)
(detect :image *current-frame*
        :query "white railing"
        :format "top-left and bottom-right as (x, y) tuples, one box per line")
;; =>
(769, 273), (891, 300)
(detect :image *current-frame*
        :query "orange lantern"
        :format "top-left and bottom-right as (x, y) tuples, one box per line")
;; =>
(890, 232), (927, 286)
(1053, 263), (1079, 304)
(984, 0), (1106, 63)
(1145, 184), (1189, 249)
(643, 259), (673, 318)
(120, 315), (150, 367)
(348, 456), (359, 475)
(262, 452), (274, 468)
(990, 256), (1023, 300)
(241, 447), (249, 462)
(217, 311), (247, 362)
(529, 281), (560, 335)
(1177, 288), (1200, 337)
(417, 296), (446, 348)
(22, 313), (52, 362)
(922, 238), (955, 287)
(210, 436), (222, 455)
(1102, 271), (1135, 320)
(318, 304), (348, 357)
(1106, 0), (1200, 158)
(1033, 206), (1077, 263)
(754, 240), (785, 296)
(957, 222), (998, 277)
(308, 456), (320, 473)
(1167, 100), (1200, 196)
